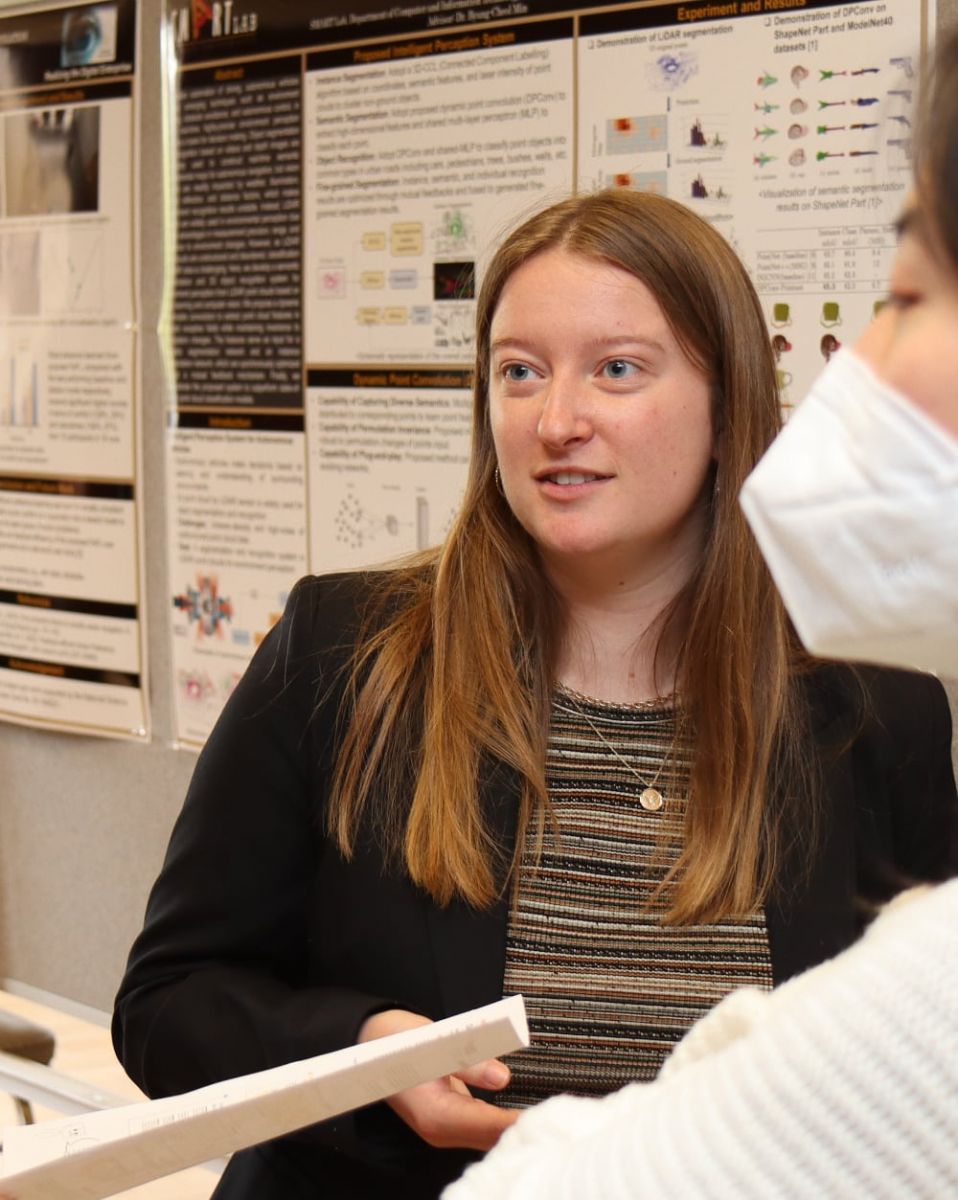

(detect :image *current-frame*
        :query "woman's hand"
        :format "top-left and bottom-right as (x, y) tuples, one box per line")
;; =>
(358, 1008), (520, 1151)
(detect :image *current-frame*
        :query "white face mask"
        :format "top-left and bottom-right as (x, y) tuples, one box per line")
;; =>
(740, 347), (958, 677)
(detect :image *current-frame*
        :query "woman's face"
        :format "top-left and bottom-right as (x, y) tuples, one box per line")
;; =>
(488, 248), (715, 589)
(854, 202), (958, 440)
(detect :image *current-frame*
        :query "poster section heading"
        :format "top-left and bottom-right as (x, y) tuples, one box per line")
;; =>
(582, 0), (893, 36)
(307, 15), (572, 70)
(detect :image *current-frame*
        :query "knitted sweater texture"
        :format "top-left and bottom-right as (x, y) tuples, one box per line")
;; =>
(445, 878), (958, 1199)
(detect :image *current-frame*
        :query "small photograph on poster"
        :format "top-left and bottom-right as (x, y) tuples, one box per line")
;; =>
(61, 5), (118, 67)
(433, 260), (475, 302)
(3, 106), (100, 216)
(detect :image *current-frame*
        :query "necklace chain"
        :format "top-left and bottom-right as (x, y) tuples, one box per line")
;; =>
(556, 681), (677, 712)
(552, 699), (677, 812)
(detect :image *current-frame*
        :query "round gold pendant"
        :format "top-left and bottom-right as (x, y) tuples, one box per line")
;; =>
(639, 787), (664, 812)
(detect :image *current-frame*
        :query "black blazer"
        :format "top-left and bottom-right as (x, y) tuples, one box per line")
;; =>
(112, 572), (958, 1200)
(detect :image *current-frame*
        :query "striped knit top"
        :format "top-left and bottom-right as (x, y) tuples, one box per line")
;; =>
(496, 684), (772, 1109)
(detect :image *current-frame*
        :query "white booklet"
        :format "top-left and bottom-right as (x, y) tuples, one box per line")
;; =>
(0, 995), (528, 1200)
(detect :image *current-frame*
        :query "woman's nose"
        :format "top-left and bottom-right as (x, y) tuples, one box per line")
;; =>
(536, 380), (593, 447)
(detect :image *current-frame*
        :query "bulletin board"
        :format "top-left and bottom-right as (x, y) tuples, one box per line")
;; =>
(164, 0), (933, 747)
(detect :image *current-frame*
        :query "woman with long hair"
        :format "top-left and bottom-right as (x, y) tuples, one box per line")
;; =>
(114, 182), (956, 1199)
(447, 26), (958, 1200)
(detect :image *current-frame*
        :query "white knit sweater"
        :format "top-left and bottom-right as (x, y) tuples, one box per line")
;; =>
(445, 878), (958, 1199)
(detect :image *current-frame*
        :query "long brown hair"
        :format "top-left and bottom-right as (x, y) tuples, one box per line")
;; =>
(918, 26), (958, 273)
(330, 188), (815, 924)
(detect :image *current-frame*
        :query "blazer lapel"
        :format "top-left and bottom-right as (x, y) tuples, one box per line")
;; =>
(766, 666), (860, 984)
(426, 757), (521, 1018)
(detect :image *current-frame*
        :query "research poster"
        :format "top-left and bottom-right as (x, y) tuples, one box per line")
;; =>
(0, 0), (147, 739)
(577, 0), (927, 406)
(166, 0), (930, 747)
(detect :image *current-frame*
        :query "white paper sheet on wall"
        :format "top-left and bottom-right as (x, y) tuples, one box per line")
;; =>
(0, 995), (528, 1200)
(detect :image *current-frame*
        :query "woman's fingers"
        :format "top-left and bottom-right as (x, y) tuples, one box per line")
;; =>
(389, 1076), (520, 1151)
(454, 1057), (511, 1092)
(358, 1008), (518, 1150)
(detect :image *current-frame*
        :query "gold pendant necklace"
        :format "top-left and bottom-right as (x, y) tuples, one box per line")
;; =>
(552, 700), (675, 812)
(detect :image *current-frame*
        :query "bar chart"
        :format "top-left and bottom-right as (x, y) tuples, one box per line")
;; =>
(1, 351), (41, 428)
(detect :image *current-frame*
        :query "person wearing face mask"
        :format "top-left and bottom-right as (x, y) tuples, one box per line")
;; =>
(443, 27), (958, 1200)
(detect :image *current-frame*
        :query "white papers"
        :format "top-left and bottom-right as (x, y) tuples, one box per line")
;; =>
(0, 995), (528, 1200)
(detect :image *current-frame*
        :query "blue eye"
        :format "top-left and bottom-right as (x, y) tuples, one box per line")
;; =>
(503, 363), (536, 382)
(602, 359), (639, 379)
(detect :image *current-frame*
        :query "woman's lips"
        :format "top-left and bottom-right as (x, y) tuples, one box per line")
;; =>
(535, 470), (612, 493)
(542, 471), (601, 485)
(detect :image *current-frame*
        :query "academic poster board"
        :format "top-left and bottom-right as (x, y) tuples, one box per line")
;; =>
(165, 0), (931, 747)
(0, 0), (148, 739)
